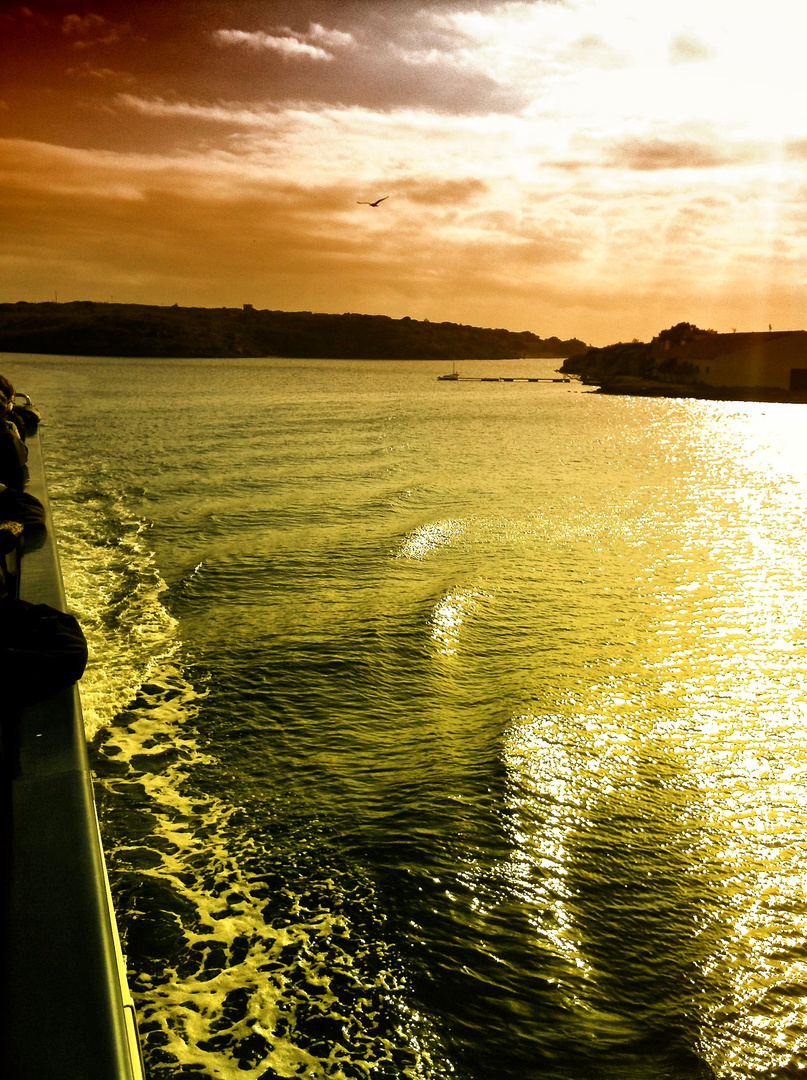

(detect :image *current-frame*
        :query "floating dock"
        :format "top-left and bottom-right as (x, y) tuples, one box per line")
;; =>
(438, 375), (572, 382)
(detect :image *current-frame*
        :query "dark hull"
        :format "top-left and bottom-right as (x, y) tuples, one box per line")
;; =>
(0, 429), (144, 1080)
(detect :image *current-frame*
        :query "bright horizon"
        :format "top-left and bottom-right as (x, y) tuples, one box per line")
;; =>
(3, 0), (807, 346)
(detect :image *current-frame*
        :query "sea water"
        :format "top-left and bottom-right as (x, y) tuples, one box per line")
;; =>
(3, 353), (807, 1080)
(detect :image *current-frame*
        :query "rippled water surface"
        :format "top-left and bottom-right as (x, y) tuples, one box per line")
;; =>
(5, 353), (807, 1079)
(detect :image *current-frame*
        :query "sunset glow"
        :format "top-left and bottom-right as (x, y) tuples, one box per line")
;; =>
(3, 0), (807, 344)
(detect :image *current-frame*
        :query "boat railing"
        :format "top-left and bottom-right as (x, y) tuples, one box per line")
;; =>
(0, 418), (145, 1080)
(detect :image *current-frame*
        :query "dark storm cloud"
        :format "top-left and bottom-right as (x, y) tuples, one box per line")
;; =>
(204, 1), (528, 114)
(3, 1), (526, 115)
(0, 0), (527, 154)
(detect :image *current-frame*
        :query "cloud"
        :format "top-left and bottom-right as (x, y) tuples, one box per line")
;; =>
(606, 137), (740, 171)
(61, 11), (127, 49)
(213, 23), (355, 63)
(403, 177), (489, 206)
(7, 1), (807, 344)
(0, 135), (582, 315)
(564, 33), (628, 70)
(66, 60), (134, 83)
(213, 29), (331, 62)
(549, 128), (770, 174)
(208, 10), (523, 113)
(0, 130), (800, 343)
(115, 94), (277, 128)
(0, 6), (47, 29)
(109, 96), (527, 187)
(61, 13), (108, 35)
(669, 32), (715, 64)
(306, 23), (355, 50)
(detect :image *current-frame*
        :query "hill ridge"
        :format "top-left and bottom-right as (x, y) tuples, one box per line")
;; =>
(0, 301), (586, 360)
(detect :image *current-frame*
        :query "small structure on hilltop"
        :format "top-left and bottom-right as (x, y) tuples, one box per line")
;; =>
(651, 325), (807, 393)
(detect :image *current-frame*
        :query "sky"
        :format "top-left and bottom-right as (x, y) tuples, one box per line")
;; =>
(2, 0), (807, 345)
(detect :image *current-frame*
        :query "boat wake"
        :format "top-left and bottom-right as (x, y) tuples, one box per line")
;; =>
(92, 667), (449, 1079)
(57, 492), (452, 1078)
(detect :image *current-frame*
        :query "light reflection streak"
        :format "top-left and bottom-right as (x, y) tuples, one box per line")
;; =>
(498, 403), (807, 1075)
(430, 587), (490, 655)
(396, 517), (468, 560)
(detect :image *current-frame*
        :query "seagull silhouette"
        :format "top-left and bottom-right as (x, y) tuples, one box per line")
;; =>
(357, 196), (389, 207)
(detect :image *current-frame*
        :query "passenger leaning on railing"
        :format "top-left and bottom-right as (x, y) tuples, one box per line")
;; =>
(0, 378), (27, 490)
(0, 388), (88, 718)
(0, 499), (87, 715)
(0, 597), (88, 714)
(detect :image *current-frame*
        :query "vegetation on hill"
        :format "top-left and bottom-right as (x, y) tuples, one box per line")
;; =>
(560, 323), (715, 384)
(0, 302), (586, 360)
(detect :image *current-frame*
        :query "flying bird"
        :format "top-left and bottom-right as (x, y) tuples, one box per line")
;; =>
(357, 196), (389, 207)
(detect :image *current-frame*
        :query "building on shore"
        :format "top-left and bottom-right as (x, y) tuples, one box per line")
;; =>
(650, 330), (807, 392)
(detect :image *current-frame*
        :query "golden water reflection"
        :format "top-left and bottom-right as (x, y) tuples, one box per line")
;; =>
(501, 402), (807, 1076)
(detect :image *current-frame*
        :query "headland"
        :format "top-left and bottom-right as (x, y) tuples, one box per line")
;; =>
(561, 323), (807, 403)
(0, 302), (586, 361)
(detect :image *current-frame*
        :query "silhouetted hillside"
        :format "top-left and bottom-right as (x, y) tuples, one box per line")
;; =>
(0, 302), (586, 360)
(560, 323), (714, 384)
(561, 339), (654, 381)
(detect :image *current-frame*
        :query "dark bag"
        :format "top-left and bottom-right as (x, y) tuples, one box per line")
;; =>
(0, 488), (45, 530)
(0, 598), (88, 710)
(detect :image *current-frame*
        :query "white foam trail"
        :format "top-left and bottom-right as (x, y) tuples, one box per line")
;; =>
(54, 496), (449, 1077)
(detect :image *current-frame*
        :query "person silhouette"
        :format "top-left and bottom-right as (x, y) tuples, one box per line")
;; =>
(0, 378), (27, 489)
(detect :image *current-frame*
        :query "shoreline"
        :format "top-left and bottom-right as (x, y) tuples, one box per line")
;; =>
(590, 378), (807, 404)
